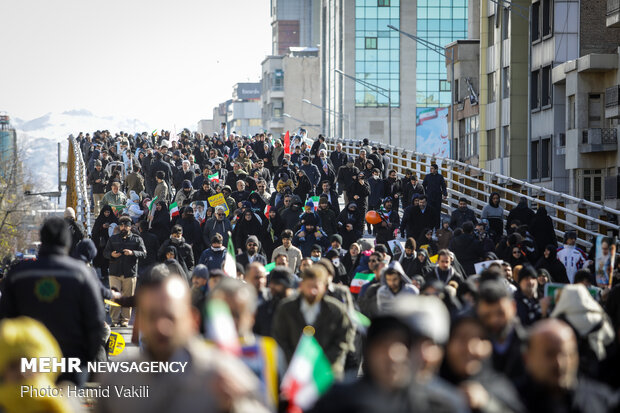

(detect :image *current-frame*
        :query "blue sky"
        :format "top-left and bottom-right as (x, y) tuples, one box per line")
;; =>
(0, 0), (271, 129)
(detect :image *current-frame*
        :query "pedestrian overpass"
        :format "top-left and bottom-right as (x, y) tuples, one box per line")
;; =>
(65, 134), (619, 249)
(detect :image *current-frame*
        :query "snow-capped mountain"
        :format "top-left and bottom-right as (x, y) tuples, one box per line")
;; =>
(14, 110), (152, 191)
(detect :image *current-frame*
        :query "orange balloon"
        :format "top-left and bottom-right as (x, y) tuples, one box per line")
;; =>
(365, 210), (382, 225)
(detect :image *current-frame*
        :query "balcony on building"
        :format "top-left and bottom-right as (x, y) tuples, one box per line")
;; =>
(607, 0), (620, 28)
(580, 128), (618, 153)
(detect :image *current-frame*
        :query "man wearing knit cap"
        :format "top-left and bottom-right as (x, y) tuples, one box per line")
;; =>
(236, 236), (267, 269)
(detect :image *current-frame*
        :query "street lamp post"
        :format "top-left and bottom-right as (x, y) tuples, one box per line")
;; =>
(302, 98), (351, 139)
(388, 24), (455, 159)
(334, 69), (392, 146)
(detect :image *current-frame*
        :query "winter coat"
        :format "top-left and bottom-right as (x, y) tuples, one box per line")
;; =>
(91, 205), (118, 267)
(375, 209), (400, 247)
(158, 237), (195, 273)
(198, 246), (227, 271)
(103, 232), (147, 277)
(150, 201), (171, 244)
(529, 207), (557, 253)
(202, 217), (232, 247)
(367, 176), (384, 208)
(506, 199), (535, 229)
(449, 233), (484, 276)
(450, 206), (478, 229)
(422, 172), (447, 204)
(376, 262), (419, 314)
(317, 208), (338, 237)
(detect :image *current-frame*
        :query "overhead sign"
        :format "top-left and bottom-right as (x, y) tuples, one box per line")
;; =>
(234, 83), (262, 100)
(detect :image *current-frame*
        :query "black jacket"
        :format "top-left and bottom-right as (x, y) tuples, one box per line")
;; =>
(158, 237), (195, 273)
(139, 230), (160, 269)
(449, 233), (484, 276)
(88, 168), (108, 194)
(450, 207), (478, 229)
(0, 246), (105, 363)
(104, 232), (147, 277)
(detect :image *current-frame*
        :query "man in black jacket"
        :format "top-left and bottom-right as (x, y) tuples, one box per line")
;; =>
(103, 216), (147, 327)
(0, 217), (105, 385)
(329, 142), (348, 174)
(422, 164), (447, 229)
(449, 221), (483, 276)
(450, 197), (478, 229)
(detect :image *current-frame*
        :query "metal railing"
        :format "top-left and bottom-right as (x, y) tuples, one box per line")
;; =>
(581, 128), (618, 145)
(326, 138), (620, 249)
(605, 85), (620, 107)
(67, 134), (91, 233)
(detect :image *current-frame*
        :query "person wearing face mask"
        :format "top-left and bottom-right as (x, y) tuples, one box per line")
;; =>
(103, 216), (147, 327)
(325, 249), (348, 285)
(280, 195), (303, 231)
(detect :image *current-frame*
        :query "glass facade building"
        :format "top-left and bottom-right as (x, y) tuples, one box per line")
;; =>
(355, 0), (400, 107)
(416, 0), (468, 108)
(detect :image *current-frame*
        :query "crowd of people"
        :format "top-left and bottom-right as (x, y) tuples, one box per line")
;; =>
(0, 127), (619, 412)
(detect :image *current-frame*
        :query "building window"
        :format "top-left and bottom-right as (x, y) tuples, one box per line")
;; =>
(502, 125), (510, 157)
(488, 129), (497, 160)
(532, 2), (540, 42)
(582, 169), (603, 202)
(487, 72), (496, 103)
(542, 65), (552, 107)
(355, 0), (401, 107)
(365, 37), (377, 49)
(531, 137), (551, 180)
(568, 95), (576, 129)
(558, 133), (566, 147)
(454, 78), (459, 102)
(501, 7), (510, 40)
(502, 67), (510, 99)
(440, 80), (450, 91)
(273, 69), (284, 91)
(588, 94), (603, 128)
(464, 115), (479, 157)
(542, 0), (552, 37)
(488, 16), (495, 47)
(531, 69), (540, 110)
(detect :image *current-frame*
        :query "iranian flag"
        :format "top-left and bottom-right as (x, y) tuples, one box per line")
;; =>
(208, 172), (219, 183)
(281, 332), (334, 412)
(222, 232), (237, 278)
(264, 204), (272, 218)
(204, 298), (240, 355)
(147, 196), (158, 211)
(308, 196), (320, 212)
(350, 272), (375, 294)
(169, 201), (179, 218)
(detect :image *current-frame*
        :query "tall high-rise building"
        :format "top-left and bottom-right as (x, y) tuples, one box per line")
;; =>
(321, 0), (468, 151)
(271, 0), (320, 55)
(0, 113), (17, 179)
(322, 0), (415, 148)
(416, 0), (469, 157)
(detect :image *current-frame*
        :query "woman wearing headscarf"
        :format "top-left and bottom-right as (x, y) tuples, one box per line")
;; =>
(92, 204), (118, 281)
(293, 168), (312, 201)
(265, 207), (286, 259)
(342, 242), (362, 280)
(406, 249), (435, 279)
(233, 209), (266, 254)
(481, 192), (504, 243)
(529, 206), (557, 254)
(535, 244), (570, 283)
(150, 200), (171, 244)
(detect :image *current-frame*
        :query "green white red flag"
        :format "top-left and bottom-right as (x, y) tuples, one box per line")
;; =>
(350, 272), (375, 294)
(281, 331), (333, 412)
(204, 298), (240, 355)
(208, 173), (219, 183)
(169, 201), (179, 218)
(222, 232), (237, 278)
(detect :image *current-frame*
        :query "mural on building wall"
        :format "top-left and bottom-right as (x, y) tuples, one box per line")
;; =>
(416, 107), (450, 157)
